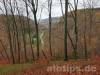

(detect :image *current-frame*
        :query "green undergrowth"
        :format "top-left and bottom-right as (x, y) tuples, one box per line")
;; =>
(0, 63), (33, 75)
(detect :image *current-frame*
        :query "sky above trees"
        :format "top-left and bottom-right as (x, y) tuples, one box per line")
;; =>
(0, 0), (99, 19)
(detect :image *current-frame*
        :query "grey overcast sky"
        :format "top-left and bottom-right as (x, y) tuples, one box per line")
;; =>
(0, 0), (100, 20)
(33, 0), (99, 19)
(35, 0), (100, 19)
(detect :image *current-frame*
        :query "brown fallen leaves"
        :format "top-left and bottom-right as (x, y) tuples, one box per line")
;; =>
(0, 58), (100, 75)
(13, 58), (100, 75)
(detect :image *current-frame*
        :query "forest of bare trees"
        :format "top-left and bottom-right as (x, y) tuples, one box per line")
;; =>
(0, 0), (99, 65)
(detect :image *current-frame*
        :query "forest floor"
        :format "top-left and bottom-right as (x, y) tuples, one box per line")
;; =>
(0, 58), (100, 75)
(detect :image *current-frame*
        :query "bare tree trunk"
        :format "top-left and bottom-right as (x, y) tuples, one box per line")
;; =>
(73, 0), (78, 60)
(60, 1), (76, 56)
(34, 14), (40, 59)
(15, 0), (28, 62)
(64, 0), (69, 61)
(0, 40), (10, 61)
(30, 0), (40, 59)
(83, 0), (88, 59)
(9, 0), (21, 63)
(87, 0), (95, 46)
(48, 0), (52, 57)
(60, 0), (64, 18)
(24, 0), (35, 60)
(2, 0), (15, 64)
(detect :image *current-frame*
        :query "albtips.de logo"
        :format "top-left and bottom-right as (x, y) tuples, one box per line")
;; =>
(47, 64), (97, 73)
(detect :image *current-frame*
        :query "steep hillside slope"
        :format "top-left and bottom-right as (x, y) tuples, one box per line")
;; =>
(0, 15), (37, 59)
(44, 8), (100, 58)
